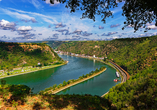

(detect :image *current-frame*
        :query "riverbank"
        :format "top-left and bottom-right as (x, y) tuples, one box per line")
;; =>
(59, 54), (124, 83)
(58, 54), (126, 97)
(101, 61), (124, 82)
(46, 68), (107, 94)
(101, 60), (128, 97)
(0, 61), (68, 79)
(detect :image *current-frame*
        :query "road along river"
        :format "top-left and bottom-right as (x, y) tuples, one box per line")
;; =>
(1, 55), (121, 96)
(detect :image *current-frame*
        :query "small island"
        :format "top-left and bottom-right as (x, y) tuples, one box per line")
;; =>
(40, 66), (106, 94)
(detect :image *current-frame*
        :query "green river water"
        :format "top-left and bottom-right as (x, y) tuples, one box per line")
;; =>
(1, 55), (120, 96)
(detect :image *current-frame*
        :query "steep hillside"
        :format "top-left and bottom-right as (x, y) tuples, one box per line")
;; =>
(0, 42), (62, 71)
(57, 36), (157, 109)
(0, 36), (157, 109)
(105, 36), (157, 109)
(57, 37), (150, 57)
(107, 36), (157, 76)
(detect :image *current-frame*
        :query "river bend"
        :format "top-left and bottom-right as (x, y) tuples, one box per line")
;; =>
(1, 55), (120, 96)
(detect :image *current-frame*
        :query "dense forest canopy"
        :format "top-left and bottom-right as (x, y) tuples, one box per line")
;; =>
(44, 0), (157, 31)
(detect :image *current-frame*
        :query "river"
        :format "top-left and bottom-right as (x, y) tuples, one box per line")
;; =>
(1, 55), (120, 96)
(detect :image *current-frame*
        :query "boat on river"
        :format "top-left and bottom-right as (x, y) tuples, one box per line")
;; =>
(114, 79), (120, 82)
(115, 71), (120, 78)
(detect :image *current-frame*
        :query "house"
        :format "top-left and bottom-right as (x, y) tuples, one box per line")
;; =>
(71, 53), (75, 56)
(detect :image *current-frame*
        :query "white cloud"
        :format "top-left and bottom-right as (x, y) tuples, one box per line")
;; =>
(0, 0), (2, 2)
(99, 25), (104, 29)
(112, 36), (119, 39)
(6, 8), (58, 24)
(55, 22), (66, 28)
(1, 8), (57, 26)
(31, 0), (42, 9)
(61, 13), (91, 32)
(2, 8), (33, 20)
(0, 19), (9, 26)
(33, 27), (60, 40)
(42, 18), (55, 24)
(18, 26), (32, 31)
(73, 29), (82, 34)
(0, 19), (16, 31)
(147, 25), (157, 30)
(0, 30), (21, 40)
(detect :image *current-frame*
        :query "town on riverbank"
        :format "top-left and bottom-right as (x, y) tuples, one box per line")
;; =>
(55, 50), (129, 83)
(55, 50), (105, 60)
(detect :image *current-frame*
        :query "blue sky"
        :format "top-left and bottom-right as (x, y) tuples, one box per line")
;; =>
(0, 0), (157, 42)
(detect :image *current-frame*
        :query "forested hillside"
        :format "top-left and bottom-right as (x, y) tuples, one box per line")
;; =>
(0, 36), (156, 109)
(103, 36), (157, 109)
(57, 36), (157, 109)
(57, 37), (150, 57)
(0, 42), (62, 71)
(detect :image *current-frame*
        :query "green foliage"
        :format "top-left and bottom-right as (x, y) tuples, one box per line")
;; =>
(57, 37), (151, 57)
(0, 79), (6, 87)
(57, 36), (157, 109)
(9, 85), (30, 96)
(0, 42), (62, 71)
(104, 36), (157, 109)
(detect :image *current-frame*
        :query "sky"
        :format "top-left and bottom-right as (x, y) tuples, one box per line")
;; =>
(0, 0), (157, 42)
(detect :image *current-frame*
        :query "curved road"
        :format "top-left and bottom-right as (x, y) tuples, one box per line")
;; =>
(108, 61), (127, 83)
(101, 60), (129, 97)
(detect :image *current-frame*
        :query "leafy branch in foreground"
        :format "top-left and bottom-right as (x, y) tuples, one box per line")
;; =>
(45, 0), (157, 31)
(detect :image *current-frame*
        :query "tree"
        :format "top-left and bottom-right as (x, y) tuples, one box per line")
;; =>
(45, 0), (157, 31)
(63, 80), (67, 86)
(52, 84), (57, 90)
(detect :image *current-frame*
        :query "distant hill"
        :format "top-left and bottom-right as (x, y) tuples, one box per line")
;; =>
(46, 41), (68, 49)
(29, 40), (67, 49)
(0, 42), (62, 70)
(57, 37), (151, 57)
